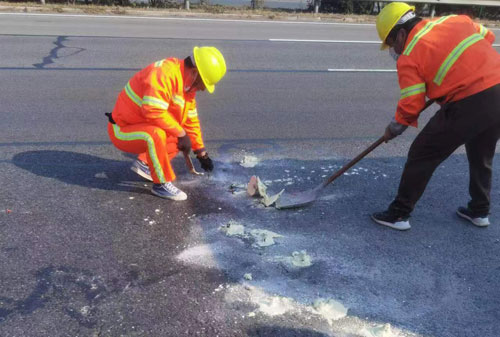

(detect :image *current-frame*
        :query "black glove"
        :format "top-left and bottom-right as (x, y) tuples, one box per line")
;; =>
(384, 118), (408, 143)
(197, 153), (214, 172)
(177, 134), (192, 153)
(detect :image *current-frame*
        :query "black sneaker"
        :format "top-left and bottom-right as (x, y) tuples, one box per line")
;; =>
(456, 207), (490, 227)
(371, 210), (411, 230)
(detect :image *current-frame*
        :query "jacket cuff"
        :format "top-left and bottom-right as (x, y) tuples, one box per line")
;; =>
(194, 148), (206, 155)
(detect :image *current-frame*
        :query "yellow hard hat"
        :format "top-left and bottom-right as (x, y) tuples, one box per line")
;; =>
(376, 2), (415, 50)
(193, 46), (226, 94)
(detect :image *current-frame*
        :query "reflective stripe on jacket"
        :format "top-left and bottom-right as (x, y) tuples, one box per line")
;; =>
(111, 58), (205, 152)
(395, 15), (500, 127)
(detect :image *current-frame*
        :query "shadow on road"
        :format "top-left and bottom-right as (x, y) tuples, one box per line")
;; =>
(12, 150), (148, 193)
(248, 326), (330, 337)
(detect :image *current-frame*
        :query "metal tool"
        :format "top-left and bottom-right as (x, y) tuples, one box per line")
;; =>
(276, 100), (435, 209)
(183, 151), (204, 176)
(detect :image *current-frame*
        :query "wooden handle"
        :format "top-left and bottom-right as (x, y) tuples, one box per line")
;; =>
(322, 136), (385, 188)
(322, 99), (435, 188)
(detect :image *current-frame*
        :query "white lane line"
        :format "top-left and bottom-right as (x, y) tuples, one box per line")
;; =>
(328, 69), (396, 72)
(0, 12), (373, 26)
(272, 39), (500, 47)
(270, 39), (379, 44)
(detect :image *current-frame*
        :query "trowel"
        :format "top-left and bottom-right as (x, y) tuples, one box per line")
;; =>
(276, 100), (435, 209)
(183, 151), (204, 176)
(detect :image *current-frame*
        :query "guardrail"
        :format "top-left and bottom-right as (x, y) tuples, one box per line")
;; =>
(369, 0), (500, 6)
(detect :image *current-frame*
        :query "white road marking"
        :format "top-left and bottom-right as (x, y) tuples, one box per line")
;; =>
(271, 39), (500, 47)
(327, 69), (396, 72)
(0, 12), (373, 26)
(270, 39), (379, 44)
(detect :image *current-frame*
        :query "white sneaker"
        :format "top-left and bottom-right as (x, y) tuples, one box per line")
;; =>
(456, 207), (490, 227)
(151, 182), (187, 201)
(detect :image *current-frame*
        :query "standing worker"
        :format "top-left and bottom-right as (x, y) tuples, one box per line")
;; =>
(371, 3), (500, 230)
(107, 46), (226, 201)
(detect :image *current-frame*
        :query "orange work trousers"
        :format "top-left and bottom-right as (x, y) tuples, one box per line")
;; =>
(108, 123), (179, 184)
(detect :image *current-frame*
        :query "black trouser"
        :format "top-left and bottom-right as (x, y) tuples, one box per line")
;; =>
(389, 84), (500, 216)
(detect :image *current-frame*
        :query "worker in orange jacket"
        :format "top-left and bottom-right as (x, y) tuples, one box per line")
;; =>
(107, 46), (226, 201)
(371, 3), (500, 230)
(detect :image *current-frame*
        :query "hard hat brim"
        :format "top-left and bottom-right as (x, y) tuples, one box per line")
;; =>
(193, 46), (215, 94)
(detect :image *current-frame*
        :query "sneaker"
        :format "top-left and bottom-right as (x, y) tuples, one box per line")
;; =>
(131, 160), (153, 182)
(371, 210), (411, 230)
(456, 207), (490, 227)
(151, 182), (187, 201)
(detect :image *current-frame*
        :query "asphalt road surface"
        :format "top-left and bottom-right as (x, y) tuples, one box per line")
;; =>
(1, 12), (499, 337)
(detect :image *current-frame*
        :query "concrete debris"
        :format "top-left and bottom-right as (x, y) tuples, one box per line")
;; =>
(291, 250), (312, 267)
(220, 220), (246, 237)
(240, 155), (259, 168)
(249, 229), (283, 247)
(94, 172), (108, 179)
(262, 189), (285, 207)
(219, 220), (283, 247)
(360, 323), (395, 337)
(247, 176), (284, 207)
(311, 299), (348, 324)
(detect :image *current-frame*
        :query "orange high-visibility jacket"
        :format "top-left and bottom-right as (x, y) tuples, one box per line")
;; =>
(395, 15), (500, 126)
(112, 58), (205, 152)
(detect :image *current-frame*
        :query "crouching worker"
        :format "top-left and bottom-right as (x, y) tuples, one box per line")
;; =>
(107, 46), (226, 201)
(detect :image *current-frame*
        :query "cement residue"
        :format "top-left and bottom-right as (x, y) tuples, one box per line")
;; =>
(311, 298), (348, 325)
(240, 155), (260, 168)
(249, 229), (283, 247)
(220, 220), (246, 237)
(219, 220), (283, 247)
(290, 250), (312, 267)
(360, 324), (396, 337)
(176, 244), (218, 269)
(247, 175), (284, 207)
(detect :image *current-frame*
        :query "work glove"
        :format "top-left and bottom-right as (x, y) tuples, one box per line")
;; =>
(177, 134), (192, 153)
(197, 153), (214, 172)
(384, 118), (408, 142)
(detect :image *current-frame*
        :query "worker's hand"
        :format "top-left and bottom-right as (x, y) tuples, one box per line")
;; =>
(384, 119), (408, 143)
(197, 153), (214, 172)
(177, 134), (192, 153)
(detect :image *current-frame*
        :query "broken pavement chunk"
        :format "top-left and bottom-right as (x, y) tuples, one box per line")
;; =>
(249, 229), (283, 247)
(220, 220), (246, 237)
(262, 189), (285, 207)
(247, 176), (284, 207)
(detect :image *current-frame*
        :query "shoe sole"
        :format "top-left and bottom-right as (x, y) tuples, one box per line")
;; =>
(151, 189), (187, 201)
(371, 216), (411, 231)
(131, 165), (153, 182)
(456, 210), (489, 227)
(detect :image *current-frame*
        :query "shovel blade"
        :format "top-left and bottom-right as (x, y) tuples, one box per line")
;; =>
(275, 186), (321, 209)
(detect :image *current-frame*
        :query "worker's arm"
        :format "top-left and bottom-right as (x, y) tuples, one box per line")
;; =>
(141, 69), (184, 137)
(474, 22), (495, 44)
(394, 58), (427, 128)
(183, 101), (206, 155)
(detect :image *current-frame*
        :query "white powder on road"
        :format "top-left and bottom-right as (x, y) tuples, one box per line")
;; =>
(176, 244), (218, 269)
(311, 298), (348, 324)
(360, 323), (396, 337)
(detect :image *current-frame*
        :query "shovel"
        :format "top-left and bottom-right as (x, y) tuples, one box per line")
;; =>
(276, 100), (435, 209)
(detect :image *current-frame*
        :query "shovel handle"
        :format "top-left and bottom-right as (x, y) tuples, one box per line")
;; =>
(322, 99), (436, 188)
(322, 136), (385, 188)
